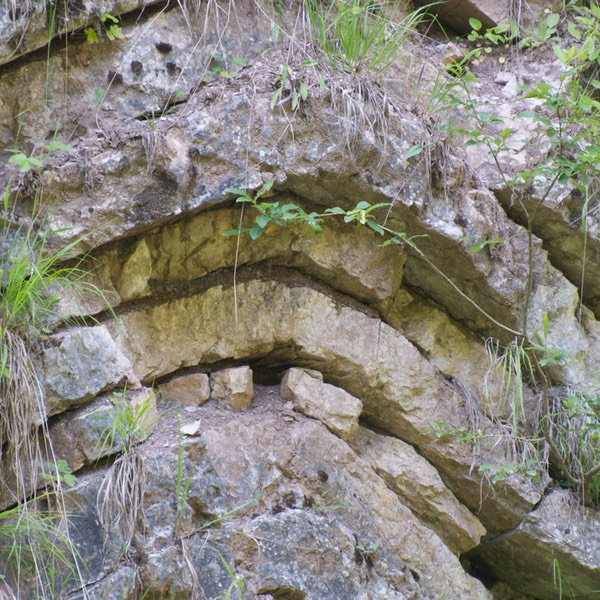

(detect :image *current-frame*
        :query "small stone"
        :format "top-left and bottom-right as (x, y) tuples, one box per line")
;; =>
(159, 373), (210, 406)
(180, 420), (202, 436)
(210, 366), (254, 411)
(442, 42), (467, 68)
(281, 368), (362, 440)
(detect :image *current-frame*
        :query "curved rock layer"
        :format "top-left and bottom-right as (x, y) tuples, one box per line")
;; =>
(1, 0), (599, 599)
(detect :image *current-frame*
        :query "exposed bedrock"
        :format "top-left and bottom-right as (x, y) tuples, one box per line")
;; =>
(1, 0), (599, 598)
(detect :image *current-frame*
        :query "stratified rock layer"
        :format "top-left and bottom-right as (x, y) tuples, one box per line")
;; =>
(0, 0), (598, 598)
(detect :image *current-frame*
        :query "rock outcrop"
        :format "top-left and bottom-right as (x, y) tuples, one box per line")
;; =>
(0, 0), (599, 599)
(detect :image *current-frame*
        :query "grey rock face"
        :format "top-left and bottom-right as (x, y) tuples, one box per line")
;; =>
(474, 489), (600, 599)
(352, 427), (486, 555)
(110, 277), (543, 533)
(42, 326), (132, 414)
(1, 0), (599, 597)
(61, 393), (492, 599)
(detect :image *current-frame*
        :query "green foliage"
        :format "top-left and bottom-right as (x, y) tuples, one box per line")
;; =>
(84, 12), (124, 44)
(306, 0), (431, 75)
(460, 234), (505, 255)
(565, 1), (600, 71)
(0, 497), (78, 596)
(43, 459), (77, 488)
(356, 540), (380, 554)
(432, 420), (483, 444)
(0, 220), (102, 342)
(223, 180), (427, 248)
(7, 140), (72, 173)
(520, 12), (561, 48)
(466, 13), (559, 58)
(270, 60), (322, 111)
(479, 459), (542, 484)
(203, 54), (246, 83)
(467, 17), (519, 46)
(97, 389), (155, 456)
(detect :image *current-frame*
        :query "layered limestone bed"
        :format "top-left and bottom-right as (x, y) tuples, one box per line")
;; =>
(1, 0), (600, 599)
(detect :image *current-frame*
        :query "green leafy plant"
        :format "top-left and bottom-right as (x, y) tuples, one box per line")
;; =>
(7, 140), (73, 173)
(459, 234), (505, 255)
(84, 12), (125, 44)
(270, 60), (321, 111)
(432, 420), (483, 444)
(467, 17), (518, 48)
(202, 54), (246, 83)
(479, 459), (542, 484)
(43, 460), (77, 488)
(355, 540), (380, 568)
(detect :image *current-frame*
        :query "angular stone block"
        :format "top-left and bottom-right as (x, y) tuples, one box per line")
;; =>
(353, 427), (486, 554)
(159, 373), (210, 406)
(210, 366), (254, 411)
(281, 368), (363, 440)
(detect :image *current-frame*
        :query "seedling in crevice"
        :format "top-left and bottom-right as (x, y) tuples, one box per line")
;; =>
(479, 459), (543, 484)
(7, 140), (73, 173)
(355, 540), (380, 568)
(270, 61), (323, 112)
(202, 54), (246, 83)
(459, 234), (505, 255)
(43, 459), (77, 488)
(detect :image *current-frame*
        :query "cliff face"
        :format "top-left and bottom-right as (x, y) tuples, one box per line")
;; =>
(1, 1), (599, 599)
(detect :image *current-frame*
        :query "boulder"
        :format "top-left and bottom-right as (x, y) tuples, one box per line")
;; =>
(281, 368), (363, 440)
(42, 326), (132, 415)
(473, 488), (600, 599)
(210, 366), (254, 411)
(159, 373), (211, 406)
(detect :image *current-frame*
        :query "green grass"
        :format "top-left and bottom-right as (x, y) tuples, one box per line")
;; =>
(306, 0), (431, 75)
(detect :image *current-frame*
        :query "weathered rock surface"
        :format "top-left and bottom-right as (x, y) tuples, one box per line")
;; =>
(109, 275), (544, 533)
(60, 390), (492, 599)
(41, 325), (132, 414)
(352, 427), (486, 555)
(281, 367), (363, 440)
(474, 488), (600, 599)
(0, 0), (599, 597)
(210, 366), (254, 411)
